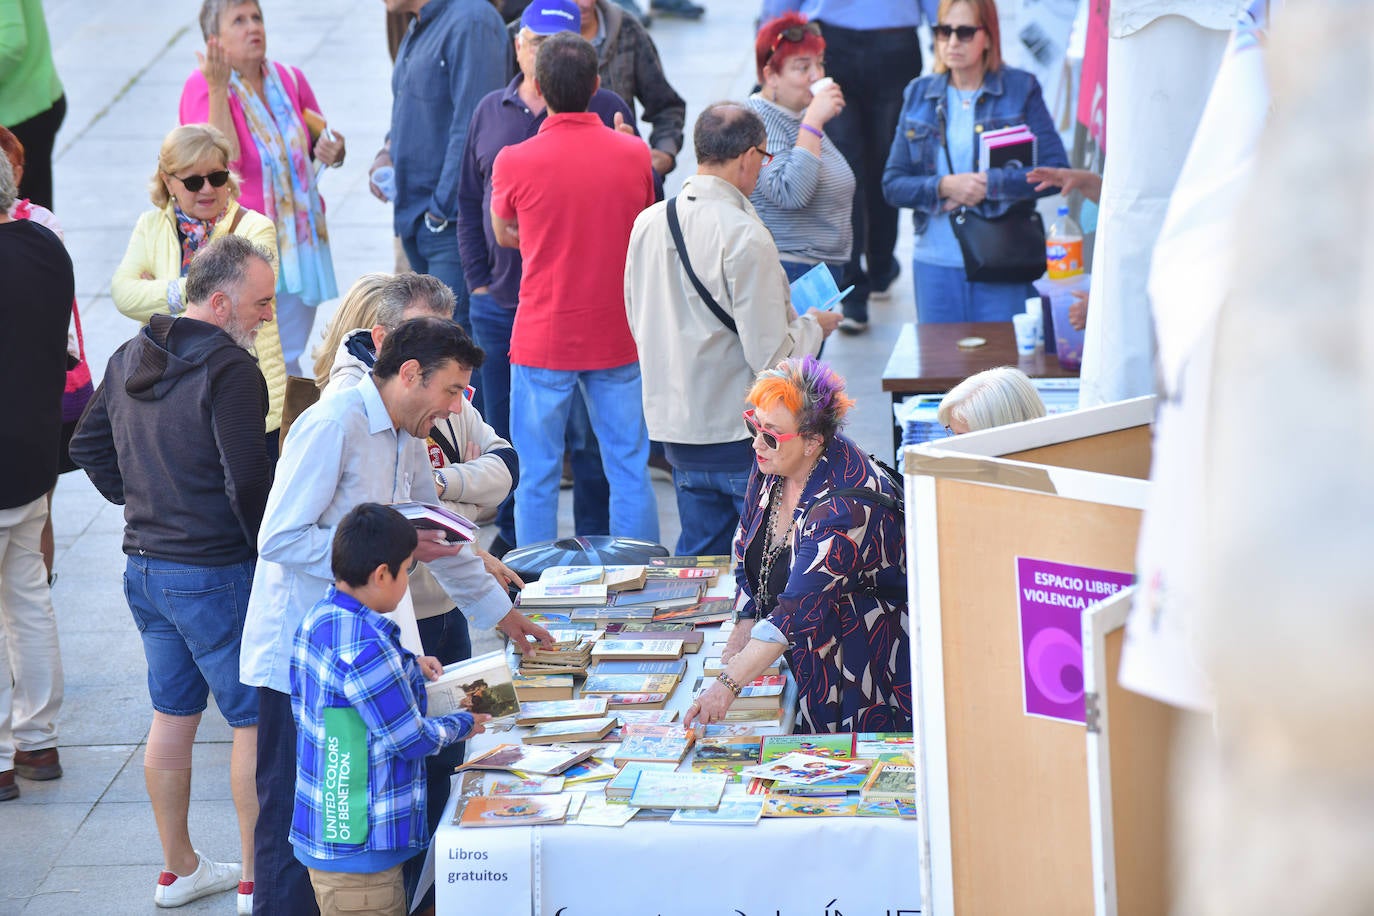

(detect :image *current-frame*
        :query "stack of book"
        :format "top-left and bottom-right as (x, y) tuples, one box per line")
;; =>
(517, 629), (598, 676)
(511, 671), (574, 702)
(457, 743), (598, 776)
(580, 671), (682, 710)
(590, 637), (686, 662)
(522, 716), (618, 745)
(603, 621), (704, 652)
(693, 673), (786, 724)
(514, 698), (609, 726)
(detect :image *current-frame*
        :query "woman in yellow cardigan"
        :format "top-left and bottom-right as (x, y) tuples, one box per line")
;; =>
(112, 123), (286, 452)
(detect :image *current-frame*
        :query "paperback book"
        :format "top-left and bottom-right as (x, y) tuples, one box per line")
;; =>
(670, 796), (765, 826)
(860, 762), (918, 801)
(517, 582), (609, 607)
(515, 698), (609, 725)
(613, 724), (695, 766)
(608, 581), (703, 609)
(605, 761), (679, 800)
(540, 565), (648, 591)
(628, 770), (727, 810)
(457, 743), (596, 776)
(391, 501), (478, 543)
(587, 658), (688, 677)
(581, 673), (680, 696)
(647, 555), (731, 568)
(559, 757), (620, 785)
(652, 598), (734, 625)
(570, 794), (639, 827)
(480, 773), (566, 796)
(522, 716), (618, 745)
(740, 752), (869, 785)
(856, 798), (918, 818)
(854, 732), (915, 762)
(760, 733), (856, 762)
(457, 794), (571, 828)
(762, 797), (859, 818)
(590, 639), (685, 661)
(424, 650), (519, 719)
(604, 693), (670, 711)
(510, 672), (574, 702)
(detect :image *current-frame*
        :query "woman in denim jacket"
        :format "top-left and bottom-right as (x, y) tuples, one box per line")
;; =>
(882, 0), (1067, 323)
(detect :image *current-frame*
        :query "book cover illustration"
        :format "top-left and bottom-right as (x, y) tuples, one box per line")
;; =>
(515, 698), (609, 724)
(856, 798), (918, 818)
(522, 717), (618, 744)
(761, 796), (859, 818)
(605, 760), (679, 799)
(480, 773), (566, 796)
(691, 736), (763, 766)
(590, 639), (685, 660)
(861, 762), (918, 800)
(670, 796), (765, 825)
(589, 658), (688, 676)
(559, 757), (619, 785)
(854, 732), (916, 761)
(741, 752), (869, 785)
(581, 673), (680, 695)
(457, 743), (595, 776)
(760, 733), (856, 762)
(424, 650), (519, 719)
(628, 770), (727, 809)
(457, 794), (571, 828)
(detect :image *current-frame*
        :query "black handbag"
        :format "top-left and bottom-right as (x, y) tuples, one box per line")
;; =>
(940, 106), (1046, 284)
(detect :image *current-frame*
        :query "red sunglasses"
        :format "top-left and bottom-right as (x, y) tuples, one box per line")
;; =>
(743, 409), (800, 450)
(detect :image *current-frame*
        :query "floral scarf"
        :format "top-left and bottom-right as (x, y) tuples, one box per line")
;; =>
(174, 204), (221, 276)
(230, 62), (337, 305)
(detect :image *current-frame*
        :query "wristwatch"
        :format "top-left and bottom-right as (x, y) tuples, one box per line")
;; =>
(433, 470), (448, 498)
(424, 211), (450, 233)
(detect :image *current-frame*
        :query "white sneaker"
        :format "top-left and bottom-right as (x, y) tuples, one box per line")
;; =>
(237, 880), (254, 915)
(153, 852), (241, 908)
(837, 317), (869, 335)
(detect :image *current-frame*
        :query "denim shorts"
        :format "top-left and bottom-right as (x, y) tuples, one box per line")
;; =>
(123, 555), (258, 727)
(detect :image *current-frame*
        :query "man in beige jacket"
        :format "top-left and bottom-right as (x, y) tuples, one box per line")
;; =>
(625, 103), (839, 556)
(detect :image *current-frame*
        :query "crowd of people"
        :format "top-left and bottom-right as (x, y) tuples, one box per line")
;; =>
(1, 0), (1088, 913)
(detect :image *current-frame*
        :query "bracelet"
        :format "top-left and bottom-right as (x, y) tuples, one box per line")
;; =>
(799, 123), (824, 140)
(717, 673), (743, 697)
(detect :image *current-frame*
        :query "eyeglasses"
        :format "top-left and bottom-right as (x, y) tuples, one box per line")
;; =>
(765, 20), (822, 64)
(933, 24), (984, 42)
(753, 146), (775, 166)
(169, 170), (230, 192)
(743, 409), (800, 450)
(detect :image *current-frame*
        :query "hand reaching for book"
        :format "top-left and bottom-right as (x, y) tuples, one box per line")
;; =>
(684, 680), (735, 729)
(419, 655), (444, 680)
(498, 609), (554, 656)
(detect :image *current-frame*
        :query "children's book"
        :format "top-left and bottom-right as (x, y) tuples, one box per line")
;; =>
(570, 794), (639, 827)
(629, 770), (727, 810)
(856, 798), (918, 818)
(762, 796), (859, 818)
(604, 761), (679, 800)
(457, 794), (570, 827)
(860, 762), (918, 801)
(480, 773), (566, 796)
(424, 650), (519, 720)
(740, 752), (868, 785)
(760, 733), (856, 762)
(612, 725), (695, 766)
(670, 796), (765, 826)
(559, 757), (620, 785)
(854, 732), (916, 762)
(515, 698), (608, 725)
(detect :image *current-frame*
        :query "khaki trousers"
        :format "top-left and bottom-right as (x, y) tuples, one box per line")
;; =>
(307, 863), (406, 916)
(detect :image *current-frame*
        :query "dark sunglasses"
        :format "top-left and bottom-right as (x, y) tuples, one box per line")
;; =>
(170, 170), (230, 192)
(766, 20), (822, 62)
(933, 24), (984, 41)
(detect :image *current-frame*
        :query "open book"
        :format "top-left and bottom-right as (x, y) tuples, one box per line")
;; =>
(391, 501), (478, 544)
(789, 262), (853, 315)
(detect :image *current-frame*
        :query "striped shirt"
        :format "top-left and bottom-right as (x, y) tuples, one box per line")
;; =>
(290, 587), (474, 868)
(746, 95), (856, 265)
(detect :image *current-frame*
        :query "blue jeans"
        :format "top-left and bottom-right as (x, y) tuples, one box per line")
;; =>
(672, 467), (750, 556)
(469, 294), (610, 544)
(913, 261), (1036, 323)
(400, 217), (471, 341)
(122, 556), (257, 727)
(510, 362), (658, 545)
(822, 23), (921, 323)
(254, 688), (317, 916)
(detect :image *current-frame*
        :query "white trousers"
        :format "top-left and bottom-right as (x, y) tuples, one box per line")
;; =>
(0, 495), (64, 770)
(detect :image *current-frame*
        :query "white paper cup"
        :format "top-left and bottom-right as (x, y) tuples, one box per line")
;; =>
(810, 76), (834, 95)
(1012, 312), (1038, 355)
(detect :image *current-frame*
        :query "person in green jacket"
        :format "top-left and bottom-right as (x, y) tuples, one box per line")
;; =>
(0, 0), (65, 210)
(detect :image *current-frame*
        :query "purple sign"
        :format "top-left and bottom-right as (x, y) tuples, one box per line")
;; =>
(1016, 557), (1133, 724)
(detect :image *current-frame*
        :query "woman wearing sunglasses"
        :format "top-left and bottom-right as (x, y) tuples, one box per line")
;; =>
(112, 123), (288, 454)
(882, 0), (1068, 323)
(684, 356), (910, 735)
(746, 15), (857, 326)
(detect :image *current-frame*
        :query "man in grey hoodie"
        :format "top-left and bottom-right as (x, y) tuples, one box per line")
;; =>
(70, 234), (275, 911)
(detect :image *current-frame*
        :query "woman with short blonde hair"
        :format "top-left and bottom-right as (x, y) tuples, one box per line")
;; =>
(310, 272), (390, 389)
(938, 365), (1046, 434)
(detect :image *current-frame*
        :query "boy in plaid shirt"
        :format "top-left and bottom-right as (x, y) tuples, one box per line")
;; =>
(290, 503), (490, 914)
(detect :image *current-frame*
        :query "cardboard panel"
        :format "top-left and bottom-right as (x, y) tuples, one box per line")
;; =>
(1005, 426), (1153, 480)
(1105, 628), (1177, 916)
(934, 477), (1141, 915)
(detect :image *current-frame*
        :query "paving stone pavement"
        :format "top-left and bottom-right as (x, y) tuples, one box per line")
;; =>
(1, 1), (918, 912)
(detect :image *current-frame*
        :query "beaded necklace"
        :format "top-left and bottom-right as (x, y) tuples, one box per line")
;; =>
(756, 457), (819, 613)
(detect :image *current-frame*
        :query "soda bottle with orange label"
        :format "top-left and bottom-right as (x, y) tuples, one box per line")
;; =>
(1046, 206), (1084, 279)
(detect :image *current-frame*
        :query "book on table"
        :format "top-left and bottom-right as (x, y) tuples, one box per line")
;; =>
(515, 697), (609, 725)
(693, 674), (784, 711)
(605, 760), (680, 800)
(560, 756), (620, 785)
(762, 796), (859, 818)
(568, 606), (657, 625)
(860, 761), (918, 801)
(570, 794), (639, 827)
(740, 751), (869, 785)
(692, 735), (764, 766)
(603, 692), (670, 711)
(457, 794), (571, 828)
(539, 564), (648, 592)
(628, 769), (728, 809)
(613, 709), (679, 727)
(424, 650), (519, 720)
(612, 724), (695, 766)
(647, 555), (732, 569)
(590, 638), (685, 661)
(390, 501), (478, 543)
(587, 658), (688, 677)
(760, 733), (856, 762)
(608, 581), (703, 609)
(517, 582), (610, 607)
(642, 566), (720, 582)
(522, 716), (618, 745)
(511, 672), (574, 702)
(702, 655), (781, 677)
(653, 598), (734, 625)
(856, 798), (918, 818)
(479, 773), (566, 796)
(670, 796), (765, 826)
(581, 672), (680, 696)
(457, 743), (596, 776)
(603, 624), (705, 652)
(854, 732), (915, 762)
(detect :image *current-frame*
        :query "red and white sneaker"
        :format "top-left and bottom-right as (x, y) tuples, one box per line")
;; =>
(237, 880), (254, 915)
(153, 852), (241, 908)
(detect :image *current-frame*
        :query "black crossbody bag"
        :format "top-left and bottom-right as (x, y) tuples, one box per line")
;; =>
(939, 104), (1047, 284)
(665, 196), (738, 335)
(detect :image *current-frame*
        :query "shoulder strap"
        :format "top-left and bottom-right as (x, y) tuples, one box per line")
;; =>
(228, 206), (245, 235)
(428, 419), (461, 464)
(666, 196), (738, 335)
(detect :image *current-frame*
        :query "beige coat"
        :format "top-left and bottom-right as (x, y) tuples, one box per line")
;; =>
(111, 201), (286, 432)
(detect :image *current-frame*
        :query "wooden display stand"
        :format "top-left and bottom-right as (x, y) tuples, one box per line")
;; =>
(903, 396), (1174, 915)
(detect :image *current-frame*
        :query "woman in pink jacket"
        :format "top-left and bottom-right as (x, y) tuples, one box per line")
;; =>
(180, 0), (343, 376)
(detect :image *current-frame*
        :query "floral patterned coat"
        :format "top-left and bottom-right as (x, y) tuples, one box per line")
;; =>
(734, 433), (912, 733)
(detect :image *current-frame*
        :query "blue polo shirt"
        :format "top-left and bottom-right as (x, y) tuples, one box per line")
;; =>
(456, 76), (641, 307)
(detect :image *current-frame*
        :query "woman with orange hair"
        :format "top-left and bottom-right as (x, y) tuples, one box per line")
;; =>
(684, 356), (910, 734)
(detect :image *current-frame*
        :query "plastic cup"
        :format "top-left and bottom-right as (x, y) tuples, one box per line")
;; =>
(372, 165), (396, 202)
(810, 77), (834, 95)
(1012, 313), (1038, 356)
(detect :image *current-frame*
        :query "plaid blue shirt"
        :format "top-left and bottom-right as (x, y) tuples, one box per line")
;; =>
(290, 587), (474, 862)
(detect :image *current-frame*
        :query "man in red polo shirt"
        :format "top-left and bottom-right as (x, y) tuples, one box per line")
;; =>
(490, 30), (658, 545)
